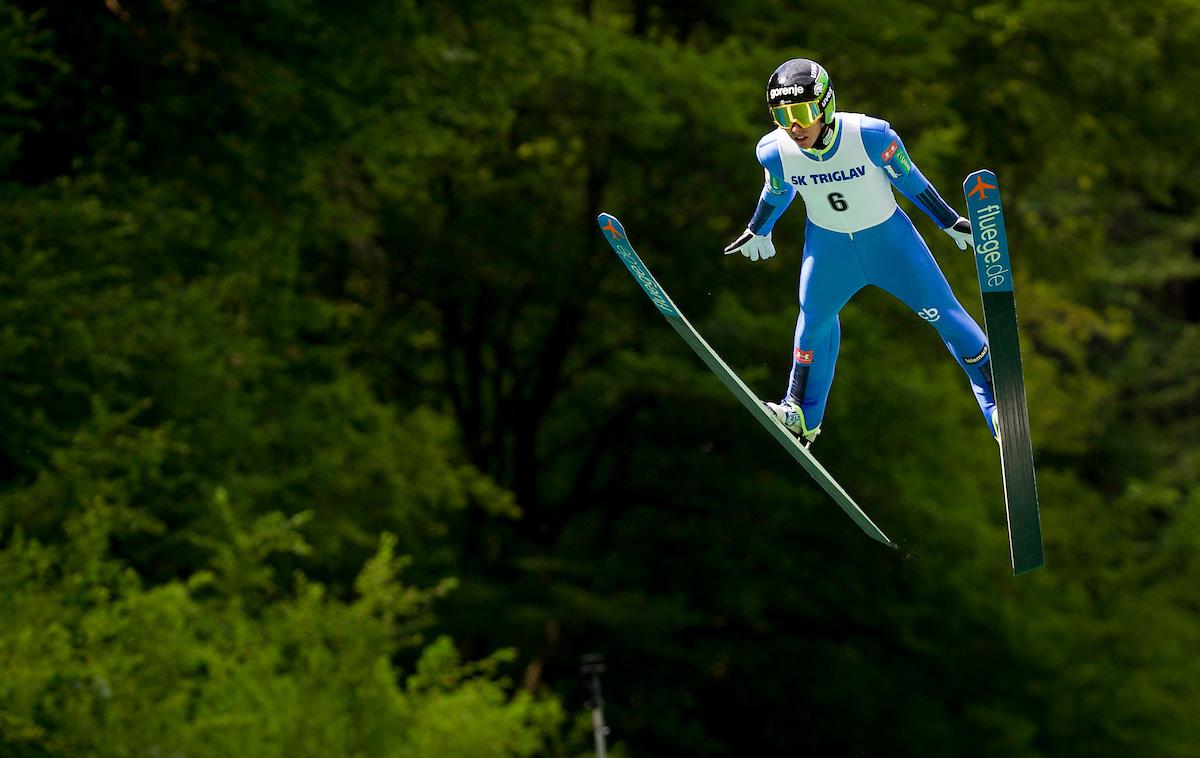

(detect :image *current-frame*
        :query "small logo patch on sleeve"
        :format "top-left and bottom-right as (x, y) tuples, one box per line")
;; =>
(768, 172), (788, 195)
(881, 141), (898, 162)
(794, 348), (814, 365)
(964, 345), (990, 365)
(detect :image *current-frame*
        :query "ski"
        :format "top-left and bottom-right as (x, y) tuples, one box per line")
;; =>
(963, 170), (1045, 575)
(597, 212), (895, 549)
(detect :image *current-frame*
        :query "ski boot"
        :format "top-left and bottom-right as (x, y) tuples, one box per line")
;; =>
(764, 399), (820, 449)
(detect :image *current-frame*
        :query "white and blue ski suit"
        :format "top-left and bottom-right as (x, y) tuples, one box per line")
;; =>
(748, 113), (997, 434)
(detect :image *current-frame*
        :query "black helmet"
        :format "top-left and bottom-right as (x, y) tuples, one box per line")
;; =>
(766, 59), (836, 129)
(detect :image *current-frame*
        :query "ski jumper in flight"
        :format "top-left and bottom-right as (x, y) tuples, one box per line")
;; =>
(723, 58), (998, 446)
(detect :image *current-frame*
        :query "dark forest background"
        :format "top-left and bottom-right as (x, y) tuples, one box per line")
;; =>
(2, 1), (1199, 755)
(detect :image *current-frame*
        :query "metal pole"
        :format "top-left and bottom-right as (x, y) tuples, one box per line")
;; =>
(580, 654), (609, 758)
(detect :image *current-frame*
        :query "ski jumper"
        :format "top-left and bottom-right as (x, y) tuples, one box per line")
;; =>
(747, 113), (997, 434)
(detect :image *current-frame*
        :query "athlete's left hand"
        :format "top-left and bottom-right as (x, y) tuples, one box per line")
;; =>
(943, 217), (974, 250)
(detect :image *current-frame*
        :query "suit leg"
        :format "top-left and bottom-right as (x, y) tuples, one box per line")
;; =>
(862, 211), (997, 431)
(785, 223), (866, 428)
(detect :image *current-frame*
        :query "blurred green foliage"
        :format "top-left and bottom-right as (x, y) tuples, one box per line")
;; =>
(0, 499), (561, 755)
(0, 0), (1198, 755)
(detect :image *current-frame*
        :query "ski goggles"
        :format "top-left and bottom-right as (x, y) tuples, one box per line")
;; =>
(770, 100), (823, 129)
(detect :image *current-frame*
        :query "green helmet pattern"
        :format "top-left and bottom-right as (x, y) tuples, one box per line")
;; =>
(766, 59), (836, 127)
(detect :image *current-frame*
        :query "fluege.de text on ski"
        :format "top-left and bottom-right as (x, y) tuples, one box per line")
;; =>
(974, 204), (1010, 289)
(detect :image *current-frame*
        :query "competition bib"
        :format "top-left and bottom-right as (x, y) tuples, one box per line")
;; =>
(775, 113), (897, 233)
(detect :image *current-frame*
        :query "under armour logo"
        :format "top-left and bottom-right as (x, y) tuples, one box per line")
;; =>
(918, 307), (941, 323)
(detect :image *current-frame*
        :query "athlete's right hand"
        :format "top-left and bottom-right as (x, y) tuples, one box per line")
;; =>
(724, 228), (776, 262)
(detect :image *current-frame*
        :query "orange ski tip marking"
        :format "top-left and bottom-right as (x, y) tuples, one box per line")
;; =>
(600, 219), (624, 239)
(968, 175), (997, 200)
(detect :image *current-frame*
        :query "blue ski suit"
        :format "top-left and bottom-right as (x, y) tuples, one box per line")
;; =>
(747, 113), (996, 434)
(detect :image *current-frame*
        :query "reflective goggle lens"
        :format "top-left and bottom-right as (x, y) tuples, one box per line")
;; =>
(770, 101), (822, 128)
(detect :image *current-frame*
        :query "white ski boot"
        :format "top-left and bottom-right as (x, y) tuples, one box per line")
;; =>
(764, 399), (821, 448)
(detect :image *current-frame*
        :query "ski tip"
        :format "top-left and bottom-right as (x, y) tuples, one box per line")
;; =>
(596, 212), (628, 243)
(963, 170), (1002, 205)
(963, 168), (999, 193)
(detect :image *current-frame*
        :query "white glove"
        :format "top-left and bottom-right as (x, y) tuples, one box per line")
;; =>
(943, 216), (975, 250)
(724, 228), (776, 262)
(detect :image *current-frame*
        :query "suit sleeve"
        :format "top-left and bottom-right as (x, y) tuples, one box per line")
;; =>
(860, 118), (960, 229)
(747, 135), (796, 235)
